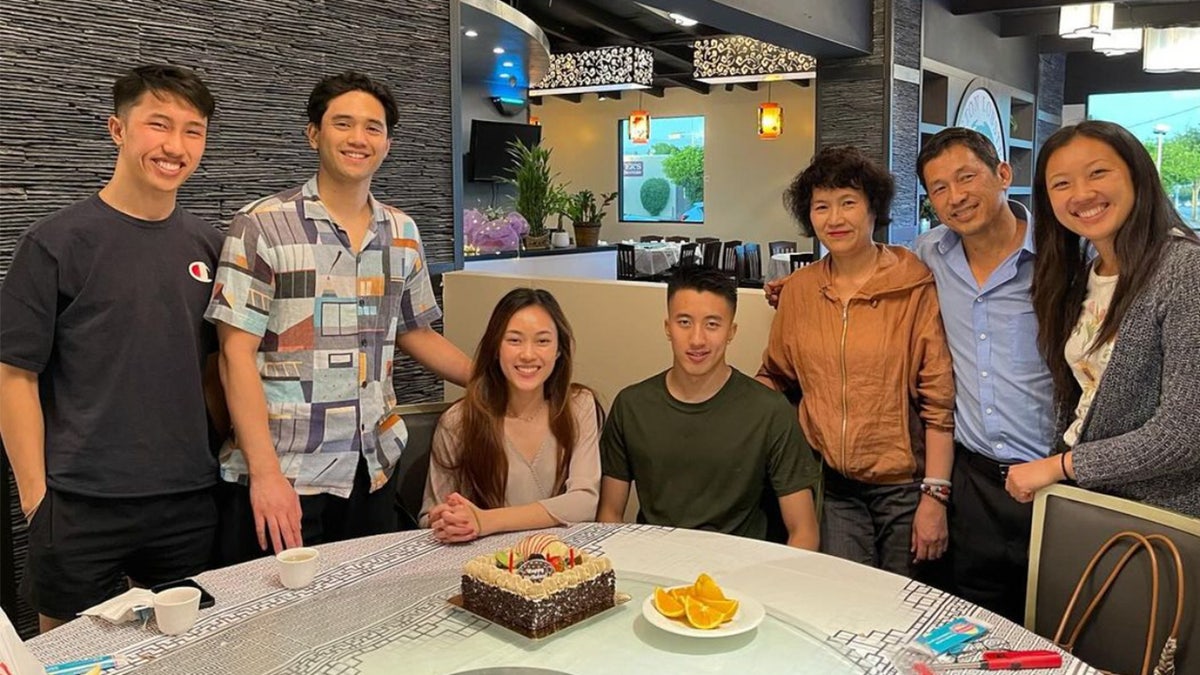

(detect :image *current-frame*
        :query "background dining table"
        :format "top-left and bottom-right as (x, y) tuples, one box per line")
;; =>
(25, 524), (1097, 674)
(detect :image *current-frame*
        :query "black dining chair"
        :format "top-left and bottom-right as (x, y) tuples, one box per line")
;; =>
(695, 236), (719, 245)
(700, 240), (722, 269)
(665, 235), (691, 243)
(789, 252), (815, 271)
(735, 243), (764, 288)
(388, 401), (453, 530)
(617, 243), (638, 280)
(769, 240), (798, 256)
(678, 242), (699, 269)
(720, 240), (742, 274)
(639, 234), (664, 243)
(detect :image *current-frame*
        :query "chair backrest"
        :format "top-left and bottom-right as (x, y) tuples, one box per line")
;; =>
(789, 252), (815, 271)
(769, 240), (797, 256)
(721, 240), (742, 272)
(679, 242), (698, 268)
(665, 235), (691, 243)
(389, 400), (455, 529)
(700, 240), (722, 269)
(616, 243), (636, 279)
(1028, 484), (1200, 675)
(695, 236), (719, 244)
(640, 235), (663, 243)
(743, 242), (762, 280)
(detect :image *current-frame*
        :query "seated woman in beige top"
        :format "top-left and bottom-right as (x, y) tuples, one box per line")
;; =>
(420, 288), (601, 543)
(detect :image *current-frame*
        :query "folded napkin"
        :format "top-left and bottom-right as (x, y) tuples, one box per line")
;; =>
(81, 588), (156, 624)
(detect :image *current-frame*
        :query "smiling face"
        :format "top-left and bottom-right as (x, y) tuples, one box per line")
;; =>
(1044, 135), (1135, 254)
(921, 143), (1012, 239)
(499, 305), (560, 397)
(809, 186), (876, 258)
(108, 90), (208, 197)
(664, 289), (737, 379)
(306, 90), (390, 186)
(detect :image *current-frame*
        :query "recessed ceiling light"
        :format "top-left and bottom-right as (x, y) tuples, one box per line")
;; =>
(502, 60), (514, 67)
(669, 12), (698, 27)
(493, 46), (505, 55)
(464, 29), (478, 38)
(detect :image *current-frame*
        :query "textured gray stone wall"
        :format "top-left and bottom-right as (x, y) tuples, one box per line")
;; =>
(815, 0), (922, 246)
(1036, 53), (1066, 156)
(0, 0), (453, 638)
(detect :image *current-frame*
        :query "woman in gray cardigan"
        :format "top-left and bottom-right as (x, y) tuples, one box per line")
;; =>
(1005, 120), (1200, 518)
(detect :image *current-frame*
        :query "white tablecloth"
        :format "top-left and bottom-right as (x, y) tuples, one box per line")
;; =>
(26, 525), (1097, 674)
(631, 242), (682, 276)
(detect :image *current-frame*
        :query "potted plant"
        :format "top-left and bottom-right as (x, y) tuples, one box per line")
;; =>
(919, 196), (939, 233)
(504, 138), (563, 250)
(563, 189), (617, 247)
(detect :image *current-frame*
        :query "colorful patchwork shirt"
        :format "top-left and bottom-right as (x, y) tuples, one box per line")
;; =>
(205, 177), (442, 497)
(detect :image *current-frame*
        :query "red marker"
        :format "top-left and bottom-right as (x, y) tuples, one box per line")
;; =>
(924, 650), (1063, 671)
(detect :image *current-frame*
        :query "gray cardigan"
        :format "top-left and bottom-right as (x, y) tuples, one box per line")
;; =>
(1068, 238), (1200, 518)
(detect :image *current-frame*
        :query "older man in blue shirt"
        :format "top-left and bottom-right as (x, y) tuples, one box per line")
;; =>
(914, 127), (1054, 622)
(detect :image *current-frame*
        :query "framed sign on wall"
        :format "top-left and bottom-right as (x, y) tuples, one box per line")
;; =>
(956, 85), (1007, 161)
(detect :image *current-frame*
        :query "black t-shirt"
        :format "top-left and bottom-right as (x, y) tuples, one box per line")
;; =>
(1, 195), (223, 497)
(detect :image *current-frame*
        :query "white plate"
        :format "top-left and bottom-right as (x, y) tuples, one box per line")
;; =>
(640, 586), (765, 638)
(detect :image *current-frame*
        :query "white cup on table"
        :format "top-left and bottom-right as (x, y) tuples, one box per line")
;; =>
(277, 547), (321, 589)
(153, 587), (201, 635)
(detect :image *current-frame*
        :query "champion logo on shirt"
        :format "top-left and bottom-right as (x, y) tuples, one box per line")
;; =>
(188, 261), (213, 283)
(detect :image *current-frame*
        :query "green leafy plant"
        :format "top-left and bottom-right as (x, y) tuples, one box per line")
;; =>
(651, 142), (678, 156)
(919, 195), (938, 224)
(562, 189), (617, 224)
(503, 138), (563, 237)
(662, 145), (705, 203)
(640, 177), (670, 216)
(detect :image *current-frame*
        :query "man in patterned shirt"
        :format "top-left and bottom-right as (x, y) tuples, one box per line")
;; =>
(206, 71), (471, 563)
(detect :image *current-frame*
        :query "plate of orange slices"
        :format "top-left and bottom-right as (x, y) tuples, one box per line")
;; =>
(641, 573), (765, 638)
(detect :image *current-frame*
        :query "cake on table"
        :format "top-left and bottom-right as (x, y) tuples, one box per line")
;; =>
(460, 533), (616, 638)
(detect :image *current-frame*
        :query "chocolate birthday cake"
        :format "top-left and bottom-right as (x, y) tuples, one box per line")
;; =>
(461, 533), (615, 638)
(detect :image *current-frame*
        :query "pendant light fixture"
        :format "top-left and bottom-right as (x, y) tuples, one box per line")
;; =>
(1092, 28), (1143, 56)
(629, 91), (650, 144)
(758, 82), (782, 140)
(1058, 3), (1114, 40)
(1143, 27), (1200, 73)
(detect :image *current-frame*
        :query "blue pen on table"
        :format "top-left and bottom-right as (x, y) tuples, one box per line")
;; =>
(44, 654), (126, 675)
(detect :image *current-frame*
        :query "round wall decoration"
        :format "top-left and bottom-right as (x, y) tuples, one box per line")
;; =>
(955, 85), (1006, 161)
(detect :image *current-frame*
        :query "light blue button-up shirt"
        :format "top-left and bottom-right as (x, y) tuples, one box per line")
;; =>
(914, 201), (1055, 463)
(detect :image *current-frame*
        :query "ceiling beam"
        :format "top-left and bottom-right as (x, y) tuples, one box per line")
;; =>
(553, 1), (696, 70)
(951, 0), (1093, 14)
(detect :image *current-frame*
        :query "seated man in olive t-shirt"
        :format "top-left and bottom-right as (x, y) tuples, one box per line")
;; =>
(597, 267), (820, 548)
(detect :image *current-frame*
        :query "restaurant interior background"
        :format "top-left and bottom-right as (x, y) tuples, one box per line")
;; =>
(1, 0), (1198, 639)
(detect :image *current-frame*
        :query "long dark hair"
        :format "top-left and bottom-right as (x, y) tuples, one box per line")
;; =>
(1031, 120), (1197, 412)
(435, 288), (586, 509)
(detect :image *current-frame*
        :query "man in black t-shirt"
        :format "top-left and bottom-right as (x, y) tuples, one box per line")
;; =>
(0, 65), (225, 633)
(596, 266), (821, 548)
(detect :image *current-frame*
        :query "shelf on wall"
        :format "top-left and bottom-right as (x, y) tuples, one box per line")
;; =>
(1009, 97), (1035, 144)
(921, 70), (949, 127)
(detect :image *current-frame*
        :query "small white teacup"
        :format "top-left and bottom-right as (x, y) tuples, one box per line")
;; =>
(154, 586), (201, 635)
(277, 547), (320, 589)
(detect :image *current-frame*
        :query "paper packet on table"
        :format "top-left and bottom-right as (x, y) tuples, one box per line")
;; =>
(1, 608), (47, 675)
(889, 616), (991, 674)
(80, 588), (156, 624)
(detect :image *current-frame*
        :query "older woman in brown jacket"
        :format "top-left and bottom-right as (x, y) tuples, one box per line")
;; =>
(758, 146), (956, 577)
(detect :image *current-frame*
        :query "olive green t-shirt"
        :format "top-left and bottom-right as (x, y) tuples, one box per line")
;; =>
(600, 368), (820, 540)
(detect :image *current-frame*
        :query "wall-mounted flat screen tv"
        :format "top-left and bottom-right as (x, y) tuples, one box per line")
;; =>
(469, 120), (542, 182)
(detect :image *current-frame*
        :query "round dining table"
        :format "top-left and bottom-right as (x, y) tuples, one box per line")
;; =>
(25, 524), (1097, 674)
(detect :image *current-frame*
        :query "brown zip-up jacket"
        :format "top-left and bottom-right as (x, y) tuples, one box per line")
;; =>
(758, 245), (955, 485)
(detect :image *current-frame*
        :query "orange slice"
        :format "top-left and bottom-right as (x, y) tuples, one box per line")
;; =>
(668, 585), (694, 602)
(693, 573), (727, 602)
(653, 587), (685, 618)
(683, 595), (724, 629)
(702, 597), (740, 622)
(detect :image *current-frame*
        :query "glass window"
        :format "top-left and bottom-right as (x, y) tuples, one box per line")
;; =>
(617, 115), (705, 223)
(1087, 90), (1200, 231)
